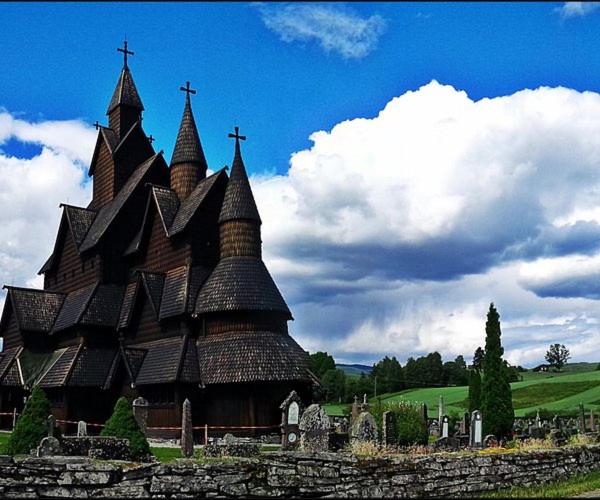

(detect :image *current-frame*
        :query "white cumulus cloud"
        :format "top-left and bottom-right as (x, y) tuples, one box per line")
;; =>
(559, 2), (600, 18)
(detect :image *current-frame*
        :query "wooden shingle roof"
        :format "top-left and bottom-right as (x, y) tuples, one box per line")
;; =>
(2, 287), (65, 333)
(218, 141), (261, 224)
(194, 257), (291, 317)
(132, 337), (183, 386)
(51, 283), (97, 333)
(68, 347), (119, 387)
(107, 66), (144, 114)
(63, 205), (97, 247)
(37, 346), (80, 388)
(0, 347), (22, 384)
(197, 332), (310, 385)
(170, 94), (208, 170)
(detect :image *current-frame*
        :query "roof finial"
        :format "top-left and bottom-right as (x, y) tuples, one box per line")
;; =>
(117, 39), (134, 68)
(180, 81), (197, 98)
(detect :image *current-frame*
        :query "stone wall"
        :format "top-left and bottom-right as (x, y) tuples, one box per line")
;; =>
(1, 445), (600, 498)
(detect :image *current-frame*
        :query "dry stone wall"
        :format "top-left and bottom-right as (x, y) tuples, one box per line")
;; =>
(1, 446), (600, 498)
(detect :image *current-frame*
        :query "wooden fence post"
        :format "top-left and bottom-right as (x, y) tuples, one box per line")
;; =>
(204, 424), (208, 445)
(12, 408), (17, 430)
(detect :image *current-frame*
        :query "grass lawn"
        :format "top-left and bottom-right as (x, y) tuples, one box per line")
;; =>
(481, 470), (600, 498)
(0, 431), (10, 454)
(151, 447), (181, 463)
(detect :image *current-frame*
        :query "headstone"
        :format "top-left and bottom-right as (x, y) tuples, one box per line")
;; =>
(280, 390), (303, 450)
(351, 411), (378, 444)
(535, 410), (541, 428)
(299, 404), (330, 453)
(483, 434), (498, 448)
(552, 415), (561, 430)
(441, 415), (450, 439)
(223, 433), (236, 445)
(132, 397), (149, 434)
(438, 396), (444, 428)
(351, 395), (361, 425)
(360, 393), (370, 413)
(422, 403), (428, 425)
(77, 420), (87, 437)
(470, 410), (482, 447)
(460, 412), (469, 435)
(429, 420), (440, 437)
(47, 415), (55, 438)
(590, 409), (596, 432)
(37, 436), (61, 457)
(579, 403), (586, 433)
(181, 398), (194, 458)
(382, 411), (396, 446)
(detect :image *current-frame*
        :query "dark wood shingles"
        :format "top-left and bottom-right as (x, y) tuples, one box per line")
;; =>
(81, 284), (125, 328)
(107, 66), (144, 114)
(158, 266), (188, 319)
(38, 346), (80, 388)
(151, 186), (180, 231)
(0, 347), (21, 382)
(197, 332), (310, 385)
(68, 347), (119, 387)
(195, 256), (290, 316)
(132, 337), (183, 385)
(5, 287), (65, 332)
(52, 283), (97, 333)
(170, 94), (207, 169)
(140, 271), (165, 316)
(118, 280), (139, 330)
(64, 205), (97, 247)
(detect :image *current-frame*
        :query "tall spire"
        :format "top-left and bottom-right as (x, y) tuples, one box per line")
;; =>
(170, 82), (208, 200)
(218, 127), (261, 224)
(106, 41), (144, 120)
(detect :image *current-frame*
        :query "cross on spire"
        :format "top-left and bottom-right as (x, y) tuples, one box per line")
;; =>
(93, 121), (101, 130)
(117, 40), (134, 67)
(147, 135), (155, 144)
(228, 126), (246, 143)
(179, 81), (196, 96)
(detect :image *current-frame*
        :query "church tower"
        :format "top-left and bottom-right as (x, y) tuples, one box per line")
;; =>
(170, 82), (208, 200)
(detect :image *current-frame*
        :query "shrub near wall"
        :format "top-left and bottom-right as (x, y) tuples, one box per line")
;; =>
(6, 386), (50, 456)
(371, 400), (428, 446)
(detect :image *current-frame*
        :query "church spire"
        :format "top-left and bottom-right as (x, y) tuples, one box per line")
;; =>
(219, 127), (261, 225)
(107, 40), (144, 138)
(170, 82), (208, 200)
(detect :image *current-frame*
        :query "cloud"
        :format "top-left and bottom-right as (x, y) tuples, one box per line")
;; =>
(256, 3), (386, 59)
(558, 2), (600, 18)
(251, 81), (600, 366)
(0, 110), (94, 315)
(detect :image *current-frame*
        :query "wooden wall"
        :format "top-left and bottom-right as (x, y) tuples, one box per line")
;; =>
(1, 310), (22, 348)
(90, 140), (115, 210)
(139, 208), (190, 273)
(219, 220), (261, 259)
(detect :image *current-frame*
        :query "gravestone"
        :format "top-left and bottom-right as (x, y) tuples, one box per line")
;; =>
(351, 411), (378, 444)
(47, 415), (55, 438)
(132, 397), (149, 434)
(470, 410), (482, 447)
(37, 436), (61, 457)
(181, 398), (194, 458)
(299, 404), (330, 453)
(429, 420), (440, 437)
(223, 433), (236, 445)
(382, 411), (396, 446)
(77, 421), (87, 437)
(590, 409), (596, 432)
(438, 396), (444, 428)
(535, 410), (541, 428)
(484, 434), (498, 448)
(351, 395), (361, 425)
(579, 403), (586, 433)
(280, 390), (303, 450)
(552, 415), (561, 430)
(422, 403), (428, 425)
(441, 415), (450, 439)
(460, 412), (469, 435)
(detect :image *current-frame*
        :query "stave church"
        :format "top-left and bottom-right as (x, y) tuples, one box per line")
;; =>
(0, 43), (316, 436)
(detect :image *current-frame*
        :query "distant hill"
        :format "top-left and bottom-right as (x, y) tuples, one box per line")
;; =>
(336, 363), (373, 376)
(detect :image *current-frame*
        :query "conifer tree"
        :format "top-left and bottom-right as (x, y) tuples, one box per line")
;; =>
(101, 397), (150, 460)
(468, 369), (482, 413)
(480, 303), (514, 439)
(6, 386), (51, 455)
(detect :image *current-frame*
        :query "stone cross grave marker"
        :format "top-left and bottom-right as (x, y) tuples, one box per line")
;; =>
(441, 415), (450, 439)
(299, 404), (330, 453)
(470, 410), (482, 447)
(77, 421), (87, 437)
(133, 397), (149, 434)
(351, 411), (378, 444)
(382, 411), (396, 446)
(47, 415), (55, 438)
(280, 390), (303, 450)
(438, 396), (444, 428)
(181, 398), (194, 458)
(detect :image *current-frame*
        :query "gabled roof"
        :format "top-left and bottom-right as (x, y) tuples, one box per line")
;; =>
(197, 332), (310, 385)
(68, 347), (119, 387)
(107, 65), (144, 114)
(88, 126), (118, 177)
(51, 282), (124, 333)
(132, 337), (187, 386)
(1, 286), (65, 333)
(218, 139), (261, 224)
(37, 345), (81, 388)
(171, 94), (208, 170)
(194, 256), (291, 317)
(140, 271), (165, 317)
(80, 152), (165, 252)
(158, 265), (211, 320)
(117, 280), (139, 331)
(0, 346), (23, 383)
(150, 185), (180, 234)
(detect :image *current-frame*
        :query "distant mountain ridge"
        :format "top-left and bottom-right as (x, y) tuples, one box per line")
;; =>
(336, 363), (373, 376)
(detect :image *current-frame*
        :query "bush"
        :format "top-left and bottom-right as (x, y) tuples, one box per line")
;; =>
(371, 399), (428, 446)
(101, 397), (150, 460)
(6, 386), (51, 455)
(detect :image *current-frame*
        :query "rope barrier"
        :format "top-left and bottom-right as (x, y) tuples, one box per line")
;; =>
(55, 419), (104, 428)
(145, 424), (280, 431)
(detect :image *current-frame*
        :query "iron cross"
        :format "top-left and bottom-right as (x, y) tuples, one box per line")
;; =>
(228, 126), (246, 142)
(180, 81), (197, 96)
(93, 121), (101, 130)
(147, 135), (155, 144)
(118, 40), (134, 67)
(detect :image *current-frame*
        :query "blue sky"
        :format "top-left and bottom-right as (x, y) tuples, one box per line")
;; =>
(4, 2), (600, 367)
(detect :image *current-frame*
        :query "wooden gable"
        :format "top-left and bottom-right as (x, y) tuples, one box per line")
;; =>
(89, 137), (116, 210)
(0, 301), (22, 349)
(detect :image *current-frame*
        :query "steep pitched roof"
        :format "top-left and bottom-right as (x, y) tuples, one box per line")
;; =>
(80, 153), (164, 252)
(140, 271), (165, 317)
(151, 185), (180, 233)
(68, 347), (119, 387)
(197, 332), (310, 385)
(51, 283), (97, 333)
(218, 140), (261, 224)
(0, 346), (22, 383)
(158, 265), (211, 320)
(37, 346), (81, 388)
(170, 94), (208, 169)
(88, 127), (118, 177)
(132, 337), (185, 385)
(107, 66), (144, 114)
(194, 256), (291, 317)
(117, 280), (139, 331)
(2, 287), (65, 333)
(62, 205), (97, 247)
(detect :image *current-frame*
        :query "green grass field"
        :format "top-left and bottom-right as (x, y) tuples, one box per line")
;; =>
(324, 364), (600, 418)
(0, 431), (9, 454)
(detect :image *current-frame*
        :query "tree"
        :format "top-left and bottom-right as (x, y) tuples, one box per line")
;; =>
(309, 352), (336, 379)
(480, 303), (514, 439)
(443, 355), (469, 386)
(101, 397), (150, 460)
(372, 356), (405, 395)
(545, 343), (571, 372)
(472, 346), (485, 371)
(468, 369), (482, 413)
(321, 369), (346, 402)
(6, 386), (51, 455)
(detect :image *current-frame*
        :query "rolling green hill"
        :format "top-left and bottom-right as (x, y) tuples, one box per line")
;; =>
(324, 363), (600, 418)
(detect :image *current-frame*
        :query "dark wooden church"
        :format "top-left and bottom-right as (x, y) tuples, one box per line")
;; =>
(0, 43), (315, 436)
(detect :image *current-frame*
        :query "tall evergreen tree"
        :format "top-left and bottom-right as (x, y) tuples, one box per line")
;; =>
(480, 303), (514, 439)
(468, 369), (482, 413)
(372, 356), (405, 394)
(472, 346), (485, 371)
(6, 386), (51, 455)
